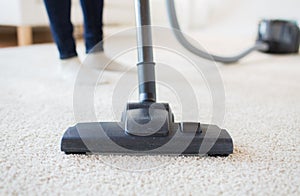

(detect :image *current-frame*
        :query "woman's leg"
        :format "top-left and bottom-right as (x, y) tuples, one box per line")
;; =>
(80, 0), (123, 72)
(44, 0), (77, 59)
(80, 0), (104, 53)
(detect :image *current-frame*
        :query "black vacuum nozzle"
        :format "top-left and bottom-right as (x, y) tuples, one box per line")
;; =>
(61, 102), (233, 156)
(257, 19), (300, 54)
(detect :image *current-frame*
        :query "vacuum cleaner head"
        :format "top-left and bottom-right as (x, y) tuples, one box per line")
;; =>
(61, 102), (233, 156)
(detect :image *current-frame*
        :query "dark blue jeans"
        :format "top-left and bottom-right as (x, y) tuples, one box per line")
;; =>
(44, 0), (104, 59)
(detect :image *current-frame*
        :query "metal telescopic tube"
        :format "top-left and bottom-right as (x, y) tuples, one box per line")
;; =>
(135, 0), (156, 102)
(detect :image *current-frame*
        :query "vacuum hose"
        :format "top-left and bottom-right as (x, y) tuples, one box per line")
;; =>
(165, 0), (269, 63)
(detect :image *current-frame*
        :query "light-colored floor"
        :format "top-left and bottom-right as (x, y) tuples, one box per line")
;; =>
(0, 30), (299, 195)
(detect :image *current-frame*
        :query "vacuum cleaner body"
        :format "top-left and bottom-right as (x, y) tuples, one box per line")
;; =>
(61, 102), (233, 155)
(257, 19), (300, 54)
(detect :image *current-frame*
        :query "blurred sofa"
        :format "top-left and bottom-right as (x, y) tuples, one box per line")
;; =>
(0, 0), (134, 46)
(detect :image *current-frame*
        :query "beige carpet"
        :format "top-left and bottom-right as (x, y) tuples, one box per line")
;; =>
(0, 32), (299, 195)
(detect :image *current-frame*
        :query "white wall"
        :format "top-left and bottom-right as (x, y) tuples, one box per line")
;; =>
(151, 0), (300, 36)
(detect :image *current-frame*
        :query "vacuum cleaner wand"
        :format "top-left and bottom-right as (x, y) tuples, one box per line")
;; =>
(135, 0), (156, 102)
(60, 0), (234, 156)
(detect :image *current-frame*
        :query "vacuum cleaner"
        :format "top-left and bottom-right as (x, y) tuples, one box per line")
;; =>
(61, 0), (299, 156)
(61, 0), (233, 156)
